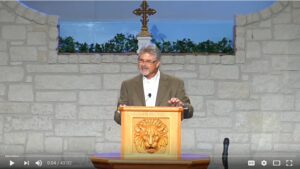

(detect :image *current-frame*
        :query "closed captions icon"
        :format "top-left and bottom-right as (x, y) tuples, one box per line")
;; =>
(248, 160), (255, 166)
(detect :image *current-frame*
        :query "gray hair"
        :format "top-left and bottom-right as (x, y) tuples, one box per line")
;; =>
(138, 45), (161, 61)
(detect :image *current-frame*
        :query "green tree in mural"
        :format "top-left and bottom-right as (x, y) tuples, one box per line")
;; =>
(58, 36), (76, 53)
(58, 34), (233, 54)
(79, 42), (89, 53)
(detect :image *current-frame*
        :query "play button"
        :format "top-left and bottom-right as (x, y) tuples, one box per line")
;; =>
(9, 160), (15, 166)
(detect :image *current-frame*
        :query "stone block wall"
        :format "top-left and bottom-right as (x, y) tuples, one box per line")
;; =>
(0, 0), (300, 168)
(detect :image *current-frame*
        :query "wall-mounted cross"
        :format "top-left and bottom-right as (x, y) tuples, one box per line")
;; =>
(133, 0), (156, 37)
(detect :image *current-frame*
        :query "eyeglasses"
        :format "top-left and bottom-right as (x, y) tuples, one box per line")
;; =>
(138, 59), (157, 65)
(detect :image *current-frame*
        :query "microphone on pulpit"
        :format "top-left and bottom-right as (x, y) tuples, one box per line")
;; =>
(222, 138), (229, 169)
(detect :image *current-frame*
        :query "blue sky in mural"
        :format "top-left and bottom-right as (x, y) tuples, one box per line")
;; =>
(21, 1), (275, 44)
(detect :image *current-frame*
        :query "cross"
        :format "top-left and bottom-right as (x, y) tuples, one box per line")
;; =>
(133, 0), (156, 37)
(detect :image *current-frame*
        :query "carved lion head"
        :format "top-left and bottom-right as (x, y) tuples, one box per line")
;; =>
(134, 118), (168, 154)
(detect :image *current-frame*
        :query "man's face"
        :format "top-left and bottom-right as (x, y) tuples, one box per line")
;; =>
(138, 52), (160, 79)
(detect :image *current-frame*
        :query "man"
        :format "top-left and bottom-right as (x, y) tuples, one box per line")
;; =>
(114, 45), (193, 125)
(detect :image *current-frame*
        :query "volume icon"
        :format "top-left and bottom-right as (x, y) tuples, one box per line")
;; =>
(35, 160), (42, 167)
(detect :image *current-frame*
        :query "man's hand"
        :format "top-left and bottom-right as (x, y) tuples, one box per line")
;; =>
(117, 104), (127, 114)
(168, 98), (184, 107)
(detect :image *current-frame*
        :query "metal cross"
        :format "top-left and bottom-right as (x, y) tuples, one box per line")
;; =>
(133, 0), (156, 37)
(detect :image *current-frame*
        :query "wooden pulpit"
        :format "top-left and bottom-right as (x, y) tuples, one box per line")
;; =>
(120, 106), (182, 159)
(90, 106), (210, 169)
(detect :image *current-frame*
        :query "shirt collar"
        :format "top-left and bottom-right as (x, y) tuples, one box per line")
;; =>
(143, 70), (160, 82)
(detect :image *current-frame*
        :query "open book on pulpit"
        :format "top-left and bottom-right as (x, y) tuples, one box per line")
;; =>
(119, 106), (183, 159)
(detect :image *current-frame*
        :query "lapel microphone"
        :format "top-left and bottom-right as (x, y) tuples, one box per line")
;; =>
(148, 93), (151, 98)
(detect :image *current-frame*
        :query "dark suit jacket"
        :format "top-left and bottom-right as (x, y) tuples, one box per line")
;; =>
(114, 72), (193, 125)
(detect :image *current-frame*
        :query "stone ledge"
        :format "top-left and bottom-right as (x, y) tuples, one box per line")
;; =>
(235, 1), (289, 26)
(3, 0), (58, 26)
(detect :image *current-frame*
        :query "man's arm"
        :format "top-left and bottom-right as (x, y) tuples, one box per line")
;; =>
(114, 81), (128, 125)
(176, 80), (193, 119)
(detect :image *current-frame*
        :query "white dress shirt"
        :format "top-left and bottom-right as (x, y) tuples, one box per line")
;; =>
(143, 70), (160, 106)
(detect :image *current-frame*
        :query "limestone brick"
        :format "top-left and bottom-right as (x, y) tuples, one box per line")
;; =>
(48, 15), (59, 26)
(235, 100), (259, 111)
(161, 55), (174, 63)
(271, 1), (284, 13)
(54, 121), (103, 136)
(95, 143), (120, 153)
(4, 132), (26, 144)
(79, 106), (115, 120)
(0, 66), (24, 82)
(293, 1), (300, 8)
(35, 75), (102, 90)
(8, 84), (34, 101)
(260, 8), (272, 20)
(181, 129), (195, 149)
(161, 64), (184, 71)
(297, 91), (300, 111)
(1, 25), (26, 40)
(27, 32), (47, 45)
(104, 121), (121, 142)
(247, 13), (260, 24)
(0, 103), (30, 114)
(261, 94), (294, 110)
(80, 64), (120, 73)
(0, 84), (5, 96)
(292, 8), (300, 23)
(0, 9), (15, 22)
(273, 12), (291, 24)
(185, 117), (232, 128)
(218, 82), (250, 99)
(0, 40), (7, 51)
(49, 26), (58, 40)
(221, 55), (235, 64)
(246, 29), (272, 40)
(0, 52), (8, 65)
(235, 15), (247, 26)
(10, 116), (52, 130)
(274, 25), (300, 40)
(274, 144), (300, 152)
(235, 51), (246, 63)
(195, 55), (207, 64)
(252, 75), (281, 93)
(294, 124), (300, 142)
(208, 55), (220, 64)
(186, 80), (214, 95)
(36, 91), (76, 102)
(103, 74), (136, 89)
(55, 103), (77, 119)
(206, 100), (233, 116)
(45, 137), (63, 153)
(210, 65), (239, 80)
(0, 145), (24, 155)
(26, 133), (44, 153)
(121, 64), (138, 73)
(196, 129), (218, 142)
(241, 60), (269, 73)
(31, 103), (53, 115)
(235, 37), (245, 50)
(10, 46), (38, 61)
(27, 64), (78, 73)
(251, 134), (272, 151)
(281, 112), (300, 122)
(246, 41), (261, 58)
(174, 72), (197, 79)
(67, 137), (95, 152)
(79, 91), (118, 105)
